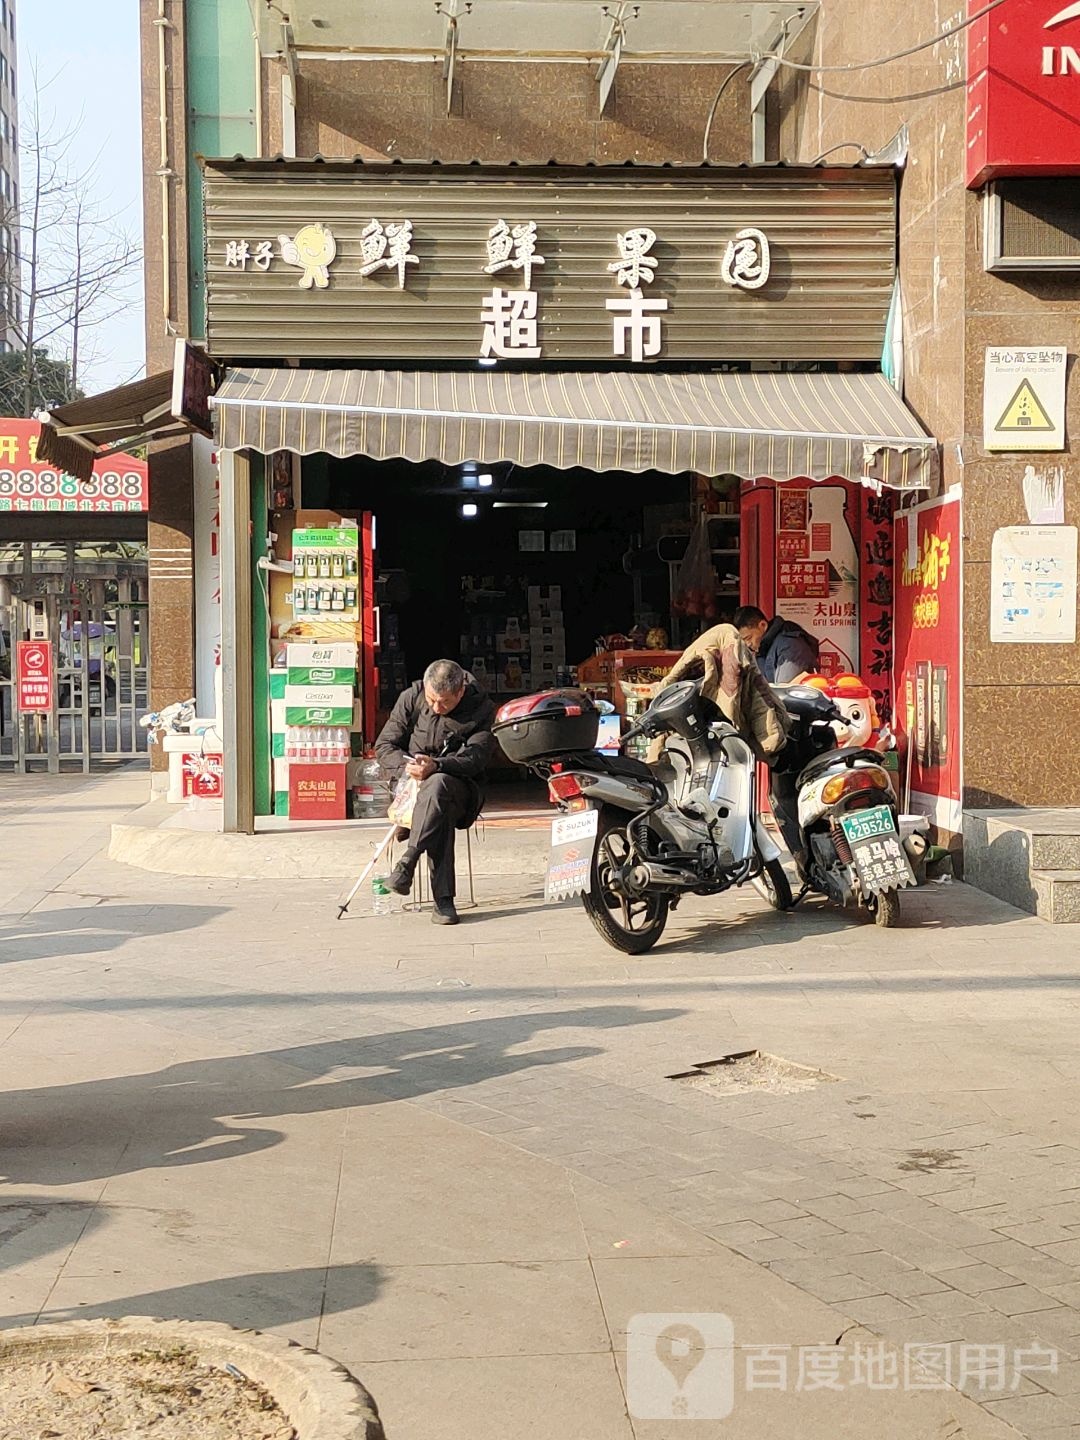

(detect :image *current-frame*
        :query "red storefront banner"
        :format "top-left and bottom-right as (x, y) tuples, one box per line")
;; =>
(16, 641), (53, 713)
(893, 495), (962, 832)
(0, 418), (148, 513)
(967, 0), (1080, 186)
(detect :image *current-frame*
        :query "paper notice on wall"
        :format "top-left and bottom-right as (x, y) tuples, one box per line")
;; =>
(776, 483), (859, 677)
(990, 525), (1078, 644)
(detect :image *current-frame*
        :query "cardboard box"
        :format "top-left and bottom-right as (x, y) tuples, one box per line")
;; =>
(271, 699), (287, 734)
(269, 671), (288, 700)
(529, 621), (565, 641)
(288, 663), (356, 687)
(496, 633), (528, 654)
(286, 641), (358, 669)
(289, 762), (348, 820)
(528, 585), (561, 608)
(284, 685), (355, 726)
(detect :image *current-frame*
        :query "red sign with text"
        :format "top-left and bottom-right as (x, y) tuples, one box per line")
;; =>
(0, 418), (148, 514)
(777, 560), (830, 599)
(893, 496), (962, 831)
(967, 0), (1080, 186)
(16, 642), (53, 713)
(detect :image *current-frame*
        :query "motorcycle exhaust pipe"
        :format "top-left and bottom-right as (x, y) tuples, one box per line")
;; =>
(629, 862), (699, 892)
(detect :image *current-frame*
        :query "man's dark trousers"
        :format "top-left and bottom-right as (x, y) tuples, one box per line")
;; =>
(408, 773), (473, 900)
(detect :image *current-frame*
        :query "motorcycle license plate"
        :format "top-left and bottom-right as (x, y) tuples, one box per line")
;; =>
(546, 808), (599, 902)
(840, 805), (915, 894)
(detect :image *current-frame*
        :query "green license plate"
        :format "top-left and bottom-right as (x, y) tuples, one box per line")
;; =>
(840, 805), (897, 844)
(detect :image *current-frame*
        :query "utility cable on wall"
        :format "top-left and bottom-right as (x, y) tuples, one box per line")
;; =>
(773, 0), (1007, 73)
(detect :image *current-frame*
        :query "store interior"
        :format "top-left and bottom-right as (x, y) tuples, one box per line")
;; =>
(304, 455), (744, 780)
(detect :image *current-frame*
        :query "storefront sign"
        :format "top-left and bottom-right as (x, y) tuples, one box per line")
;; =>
(990, 524), (1078, 643)
(204, 163), (897, 364)
(16, 641), (53, 713)
(983, 348), (1066, 452)
(182, 751), (224, 799)
(0, 418), (148, 513)
(289, 763), (347, 820)
(775, 485), (860, 677)
(893, 495), (962, 831)
(967, 0), (1080, 186)
(171, 338), (221, 436)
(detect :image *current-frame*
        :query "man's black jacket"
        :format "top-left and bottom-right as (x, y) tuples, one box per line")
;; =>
(375, 679), (497, 823)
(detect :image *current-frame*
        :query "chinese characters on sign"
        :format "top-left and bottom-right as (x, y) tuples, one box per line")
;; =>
(776, 483), (860, 677)
(983, 348), (1066, 452)
(359, 219), (419, 288)
(721, 228), (770, 290)
(606, 227), (668, 363)
(16, 641), (53, 714)
(0, 420), (148, 514)
(777, 560), (830, 599)
(220, 218), (774, 363)
(893, 495), (962, 831)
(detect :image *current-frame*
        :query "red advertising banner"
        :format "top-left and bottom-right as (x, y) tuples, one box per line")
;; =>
(893, 495), (962, 832)
(967, 0), (1080, 186)
(0, 418), (148, 514)
(16, 641), (53, 713)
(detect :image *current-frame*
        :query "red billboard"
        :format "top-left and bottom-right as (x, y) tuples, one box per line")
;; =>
(893, 496), (962, 832)
(16, 641), (53, 713)
(0, 418), (148, 514)
(967, 0), (1080, 187)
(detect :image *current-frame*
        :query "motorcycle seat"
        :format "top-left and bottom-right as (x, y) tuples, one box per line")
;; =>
(590, 752), (657, 782)
(797, 746), (885, 789)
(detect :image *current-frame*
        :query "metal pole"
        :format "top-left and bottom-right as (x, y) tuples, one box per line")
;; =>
(220, 448), (255, 833)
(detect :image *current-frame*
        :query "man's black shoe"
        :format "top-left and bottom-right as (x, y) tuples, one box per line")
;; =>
(431, 897), (459, 926)
(387, 852), (419, 895)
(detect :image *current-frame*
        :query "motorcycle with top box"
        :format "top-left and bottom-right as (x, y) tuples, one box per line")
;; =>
(493, 684), (791, 954)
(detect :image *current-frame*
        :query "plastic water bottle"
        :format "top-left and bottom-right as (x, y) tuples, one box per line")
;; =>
(372, 875), (392, 916)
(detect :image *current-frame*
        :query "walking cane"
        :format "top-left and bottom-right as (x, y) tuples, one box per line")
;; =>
(335, 823), (397, 920)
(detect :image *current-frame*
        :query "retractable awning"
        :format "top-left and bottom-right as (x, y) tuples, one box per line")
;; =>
(212, 367), (938, 490)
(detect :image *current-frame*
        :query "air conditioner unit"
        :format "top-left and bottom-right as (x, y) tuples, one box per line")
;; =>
(983, 178), (1080, 273)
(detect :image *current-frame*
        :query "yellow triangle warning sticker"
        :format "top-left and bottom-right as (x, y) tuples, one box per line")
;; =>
(996, 379), (1055, 432)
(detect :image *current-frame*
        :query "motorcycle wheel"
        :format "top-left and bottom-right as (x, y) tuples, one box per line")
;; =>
(752, 857), (794, 912)
(581, 811), (670, 955)
(871, 888), (901, 928)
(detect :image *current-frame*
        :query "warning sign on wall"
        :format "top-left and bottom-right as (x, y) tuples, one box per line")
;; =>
(983, 348), (1066, 453)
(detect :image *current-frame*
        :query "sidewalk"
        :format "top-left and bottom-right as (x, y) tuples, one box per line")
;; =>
(2, 772), (1079, 1437)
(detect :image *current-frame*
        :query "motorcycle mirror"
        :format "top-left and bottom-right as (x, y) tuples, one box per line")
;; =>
(595, 699), (616, 715)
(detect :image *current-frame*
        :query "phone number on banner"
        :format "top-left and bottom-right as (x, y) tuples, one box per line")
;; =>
(0, 468), (148, 512)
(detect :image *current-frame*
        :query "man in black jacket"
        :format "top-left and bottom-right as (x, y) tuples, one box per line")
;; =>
(375, 660), (496, 925)
(734, 605), (820, 685)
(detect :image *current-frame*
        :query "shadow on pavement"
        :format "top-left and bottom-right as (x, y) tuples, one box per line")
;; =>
(22, 1261), (385, 1334)
(0, 1006), (684, 1189)
(0, 904), (227, 965)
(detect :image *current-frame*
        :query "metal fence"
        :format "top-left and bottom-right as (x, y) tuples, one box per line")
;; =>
(0, 576), (151, 773)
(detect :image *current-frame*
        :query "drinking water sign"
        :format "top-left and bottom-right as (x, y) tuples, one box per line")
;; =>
(983, 347), (1067, 452)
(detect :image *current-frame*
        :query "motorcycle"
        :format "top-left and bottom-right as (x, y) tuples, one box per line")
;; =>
(767, 684), (924, 928)
(493, 684), (792, 955)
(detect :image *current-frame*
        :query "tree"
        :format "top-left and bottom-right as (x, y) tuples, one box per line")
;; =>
(0, 347), (80, 414)
(6, 74), (142, 418)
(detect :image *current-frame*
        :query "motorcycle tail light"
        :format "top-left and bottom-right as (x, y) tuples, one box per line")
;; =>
(821, 766), (892, 806)
(548, 772), (585, 802)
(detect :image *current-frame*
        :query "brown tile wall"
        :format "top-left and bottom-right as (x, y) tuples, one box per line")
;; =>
(790, 6), (1080, 808)
(141, 0), (196, 754)
(270, 59), (749, 165)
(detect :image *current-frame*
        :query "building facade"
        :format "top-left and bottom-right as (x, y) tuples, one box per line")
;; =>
(134, 0), (1078, 840)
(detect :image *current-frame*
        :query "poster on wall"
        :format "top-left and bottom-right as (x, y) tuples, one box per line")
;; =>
(0, 418), (148, 513)
(893, 494), (962, 833)
(990, 526), (1077, 645)
(775, 484), (859, 677)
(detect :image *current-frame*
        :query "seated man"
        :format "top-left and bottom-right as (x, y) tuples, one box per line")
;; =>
(375, 660), (496, 926)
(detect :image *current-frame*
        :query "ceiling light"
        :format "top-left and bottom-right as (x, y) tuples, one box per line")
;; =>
(478, 358), (496, 367)
(492, 501), (549, 509)
(478, 474), (494, 487)
(461, 502), (479, 518)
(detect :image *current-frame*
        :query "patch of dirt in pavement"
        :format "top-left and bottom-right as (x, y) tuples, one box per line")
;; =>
(669, 1049), (840, 1096)
(0, 1351), (296, 1440)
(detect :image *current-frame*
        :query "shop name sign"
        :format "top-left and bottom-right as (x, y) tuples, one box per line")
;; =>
(224, 219), (770, 365)
(204, 164), (897, 364)
(967, 0), (1080, 186)
(0, 418), (148, 513)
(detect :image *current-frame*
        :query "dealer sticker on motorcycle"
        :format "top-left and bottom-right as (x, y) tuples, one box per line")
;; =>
(546, 808), (599, 902)
(840, 805), (915, 896)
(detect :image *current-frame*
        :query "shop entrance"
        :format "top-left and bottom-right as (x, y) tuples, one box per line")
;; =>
(307, 454), (745, 799)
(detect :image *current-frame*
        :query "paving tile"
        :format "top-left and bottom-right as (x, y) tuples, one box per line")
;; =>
(838, 1294), (922, 1325)
(1039, 1239), (1080, 1265)
(984, 1391), (1080, 1431)
(999, 1222), (1077, 1247)
(943, 1264), (1021, 1295)
(983, 1285), (1065, 1317)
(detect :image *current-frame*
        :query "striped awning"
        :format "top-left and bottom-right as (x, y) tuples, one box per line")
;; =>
(212, 367), (937, 490)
